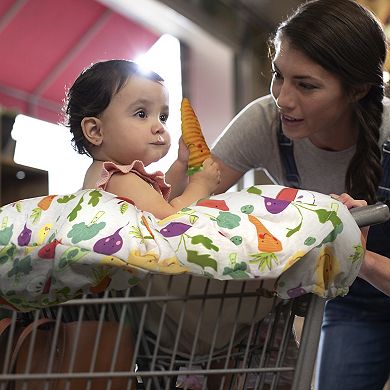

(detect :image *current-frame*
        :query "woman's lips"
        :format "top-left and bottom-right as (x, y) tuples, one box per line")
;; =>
(281, 113), (303, 126)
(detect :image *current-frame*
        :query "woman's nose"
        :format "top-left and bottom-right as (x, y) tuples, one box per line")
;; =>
(274, 83), (295, 110)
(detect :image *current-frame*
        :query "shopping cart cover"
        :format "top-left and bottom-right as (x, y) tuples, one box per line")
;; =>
(0, 185), (364, 311)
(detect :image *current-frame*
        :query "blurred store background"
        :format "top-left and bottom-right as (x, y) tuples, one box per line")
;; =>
(0, 0), (389, 203)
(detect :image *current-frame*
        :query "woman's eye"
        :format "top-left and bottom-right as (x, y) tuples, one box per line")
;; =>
(300, 83), (317, 90)
(160, 113), (168, 123)
(136, 110), (146, 118)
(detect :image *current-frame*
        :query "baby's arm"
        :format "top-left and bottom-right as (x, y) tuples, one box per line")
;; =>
(106, 158), (220, 220)
(170, 157), (220, 210)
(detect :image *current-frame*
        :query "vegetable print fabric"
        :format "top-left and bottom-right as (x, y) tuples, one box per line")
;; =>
(0, 185), (364, 311)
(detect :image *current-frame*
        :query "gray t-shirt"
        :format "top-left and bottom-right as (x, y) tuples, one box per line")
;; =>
(212, 94), (390, 195)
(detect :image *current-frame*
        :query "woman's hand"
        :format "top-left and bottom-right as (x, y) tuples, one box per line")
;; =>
(330, 193), (367, 208)
(330, 193), (369, 240)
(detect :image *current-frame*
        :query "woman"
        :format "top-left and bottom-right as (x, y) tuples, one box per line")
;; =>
(210, 0), (390, 388)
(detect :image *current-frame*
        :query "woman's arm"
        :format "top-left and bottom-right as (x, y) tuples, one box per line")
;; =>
(332, 193), (390, 296)
(211, 153), (244, 194)
(359, 250), (390, 296)
(211, 96), (279, 194)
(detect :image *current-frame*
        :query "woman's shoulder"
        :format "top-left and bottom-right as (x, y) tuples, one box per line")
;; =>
(223, 94), (279, 134)
(239, 94), (278, 117)
(382, 96), (390, 113)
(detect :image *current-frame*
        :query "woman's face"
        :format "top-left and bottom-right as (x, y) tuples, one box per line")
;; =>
(270, 37), (357, 151)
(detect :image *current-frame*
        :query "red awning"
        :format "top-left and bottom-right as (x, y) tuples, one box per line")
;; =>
(0, 0), (159, 123)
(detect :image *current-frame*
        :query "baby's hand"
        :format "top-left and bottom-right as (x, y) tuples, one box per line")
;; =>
(189, 157), (221, 194)
(177, 136), (189, 165)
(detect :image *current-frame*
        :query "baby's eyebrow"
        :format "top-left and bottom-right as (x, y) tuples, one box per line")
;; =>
(127, 99), (169, 113)
(128, 98), (150, 108)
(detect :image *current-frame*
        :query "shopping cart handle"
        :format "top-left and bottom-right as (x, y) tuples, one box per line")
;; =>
(349, 202), (390, 227)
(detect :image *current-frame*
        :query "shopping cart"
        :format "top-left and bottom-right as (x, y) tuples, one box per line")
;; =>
(0, 202), (388, 390)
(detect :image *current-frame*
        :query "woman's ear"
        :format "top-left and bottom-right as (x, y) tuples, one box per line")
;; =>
(351, 84), (370, 102)
(81, 117), (103, 146)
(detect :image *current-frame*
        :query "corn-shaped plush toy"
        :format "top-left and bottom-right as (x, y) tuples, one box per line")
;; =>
(181, 98), (211, 175)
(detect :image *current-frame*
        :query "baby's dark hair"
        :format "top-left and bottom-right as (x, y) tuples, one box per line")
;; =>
(64, 60), (164, 156)
(271, 0), (387, 204)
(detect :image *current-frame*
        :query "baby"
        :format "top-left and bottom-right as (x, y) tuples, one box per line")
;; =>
(63, 59), (225, 388)
(64, 59), (220, 218)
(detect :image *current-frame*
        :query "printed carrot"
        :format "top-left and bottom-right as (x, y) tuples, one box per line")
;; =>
(181, 98), (211, 175)
(37, 195), (56, 211)
(30, 195), (58, 224)
(248, 214), (283, 252)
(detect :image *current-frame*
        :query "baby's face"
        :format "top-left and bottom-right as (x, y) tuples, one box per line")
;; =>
(97, 75), (171, 166)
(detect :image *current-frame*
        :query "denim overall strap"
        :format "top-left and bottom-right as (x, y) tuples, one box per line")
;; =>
(277, 125), (301, 188)
(377, 139), (390, 201)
